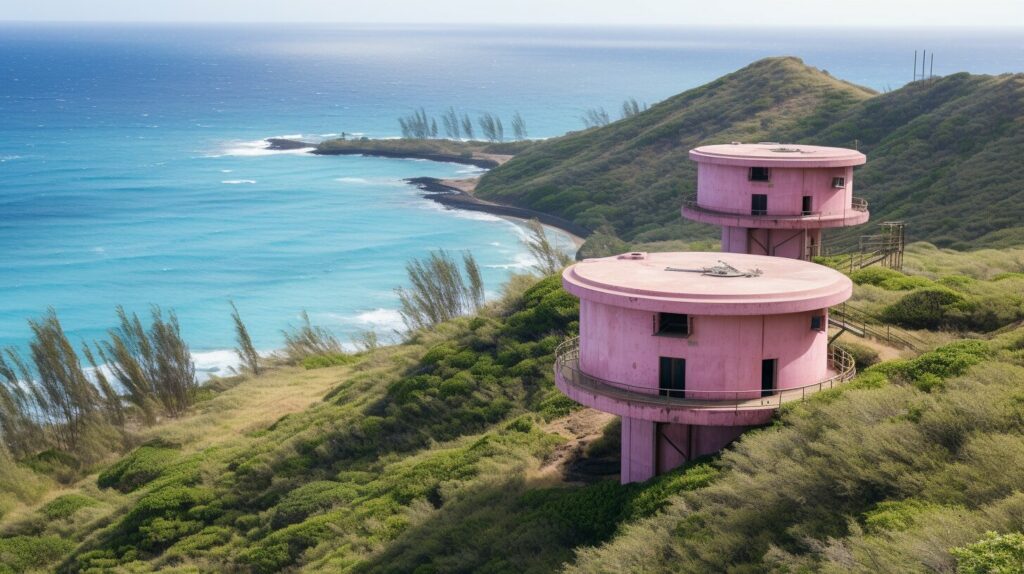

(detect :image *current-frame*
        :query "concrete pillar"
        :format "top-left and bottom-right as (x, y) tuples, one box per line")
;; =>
(721, 226), (748, 254)
(620, 416), (656, 484)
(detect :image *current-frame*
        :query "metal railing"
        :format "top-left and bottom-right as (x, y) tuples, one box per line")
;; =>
(829, 302), (924, 351)
(554, 337), (856, 411)
(682, 198), (869, 221)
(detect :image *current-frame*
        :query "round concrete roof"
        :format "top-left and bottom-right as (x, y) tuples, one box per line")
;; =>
(689, 143), (866, 168)
(562, 252), (852, 314)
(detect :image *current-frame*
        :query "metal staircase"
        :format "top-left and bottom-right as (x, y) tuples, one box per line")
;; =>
(814, 221), (906, 272)
(829, 302), (923, 351)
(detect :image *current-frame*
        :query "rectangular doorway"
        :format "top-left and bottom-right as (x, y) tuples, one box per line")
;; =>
(659, 357), (686, 398)
(751, 194), (768, 215)
(761, 359), (776, 398)
(802, 195), (813, 215)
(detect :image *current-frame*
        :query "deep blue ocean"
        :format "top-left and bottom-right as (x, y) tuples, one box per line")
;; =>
(1, 24), (1021, 374)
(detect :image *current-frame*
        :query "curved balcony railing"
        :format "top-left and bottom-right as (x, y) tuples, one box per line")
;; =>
(682, 197), (869, 221)
(554, 337), (856, 411)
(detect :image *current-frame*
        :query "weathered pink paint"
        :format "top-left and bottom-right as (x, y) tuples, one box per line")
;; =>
(555, 252), (852, 483)
(683, 143), (869, 259)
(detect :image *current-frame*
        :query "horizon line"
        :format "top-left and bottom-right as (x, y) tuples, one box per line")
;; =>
(1, 20), (1023, 30)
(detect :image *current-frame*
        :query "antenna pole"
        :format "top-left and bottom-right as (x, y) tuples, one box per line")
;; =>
(922, 49), (926, 80)
(913, 50), (918, 81)
(930, 53), (934, 78)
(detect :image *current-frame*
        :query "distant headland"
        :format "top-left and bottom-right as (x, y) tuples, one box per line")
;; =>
(266, 136), (590, 241)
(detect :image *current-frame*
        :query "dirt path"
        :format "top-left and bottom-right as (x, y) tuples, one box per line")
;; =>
(534, 408), (616, 481)
(832, 330), (909, 362)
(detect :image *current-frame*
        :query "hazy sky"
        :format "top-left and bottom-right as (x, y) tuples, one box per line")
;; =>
(2, 0), (1023, 27)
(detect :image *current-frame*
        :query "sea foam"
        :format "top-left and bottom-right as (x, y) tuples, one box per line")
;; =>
(214, 136), (315, 158)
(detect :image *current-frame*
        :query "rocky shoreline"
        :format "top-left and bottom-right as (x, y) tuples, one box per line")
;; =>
(405, 177), (590, 240)
(265, 137), (590, 242)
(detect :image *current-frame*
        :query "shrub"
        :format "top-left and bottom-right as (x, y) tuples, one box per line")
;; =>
(0, 535), (74, 573)
(40, 493), (99, 520)
(882, 288), (966, 330)
(873, 340), (990, 390)
(952, 531), (1024, 574)
(625, 462), (719, 520)
(834, 340), (881, 370)
(863, 499), (951, 533)
(21, 449), (82, 484)
(271, 481), (356, 528)
(97, 441), (180, 493)
(851, 267), (934, 291)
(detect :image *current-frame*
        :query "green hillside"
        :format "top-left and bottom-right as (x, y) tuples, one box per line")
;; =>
(475, 57), (1024, 250)
(2, 245), (1024, 572)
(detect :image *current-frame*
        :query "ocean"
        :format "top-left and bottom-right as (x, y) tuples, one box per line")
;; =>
(1, 24), (1021, 375)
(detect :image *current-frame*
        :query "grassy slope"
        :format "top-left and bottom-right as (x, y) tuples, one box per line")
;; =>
(476, 57), (873, 243)
(2, 246), (1023, 573)
(474, 57), (1024, 250)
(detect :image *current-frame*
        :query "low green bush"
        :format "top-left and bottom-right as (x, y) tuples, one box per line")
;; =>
(40, 493), (99, 520)
(21, 449), (82, 484)
(863, 499), (952, 533)
(270, 480), (356, 528)
(882, 288), (966, 330)
(97, 440), (180, 493)
(0, 535), (74, 573)
(851, 267), (934, 291)
(952, 531), (1024, 574)
(871, 340), (990, 391)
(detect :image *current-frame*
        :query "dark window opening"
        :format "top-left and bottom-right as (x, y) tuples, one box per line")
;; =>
(832, 176), (846, 188)
(659, 357), (686, 398)
(656, 313), (690, 336)
(761, 359), (777, 398)
(802, 195), (813, 215)
(749, 167), (771, 182)
(751, 194), (768, 215)
(811, 315), (825, 331)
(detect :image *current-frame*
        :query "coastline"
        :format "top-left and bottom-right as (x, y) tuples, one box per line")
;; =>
(267, 137), (590, 247)
(405, 176), (589, 247)
(266, 138), (509, 169)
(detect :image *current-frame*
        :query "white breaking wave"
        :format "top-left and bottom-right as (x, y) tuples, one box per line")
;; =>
(212, 136), (315, 157)
(355, 308), (405, 332)
(0, 155), (22, 162)
(222, 179), (257, 185)
(192, 349), (242, 381)
(335, 177), (370, 184)
(485, 252), (538, 270)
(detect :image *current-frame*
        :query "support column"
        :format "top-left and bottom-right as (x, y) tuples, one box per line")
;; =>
(620, 416), (656, 484)
(720, 226), (749, 254)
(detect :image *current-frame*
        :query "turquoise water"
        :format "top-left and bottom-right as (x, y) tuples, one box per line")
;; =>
(1, 24), (1021, 374)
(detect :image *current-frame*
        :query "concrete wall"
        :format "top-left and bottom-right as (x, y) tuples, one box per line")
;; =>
(578, 299), (829, 401)
(696, 163), (854, 217)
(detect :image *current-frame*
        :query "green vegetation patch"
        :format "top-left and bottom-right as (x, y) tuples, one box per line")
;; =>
(0, 535), (74, 574)
(97, 440), (181, 493)
(301, 352), (357, 370)
(952, 531), (1024, 574)
(39, 493), (99, 520)
(851, 267), (935, 291)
